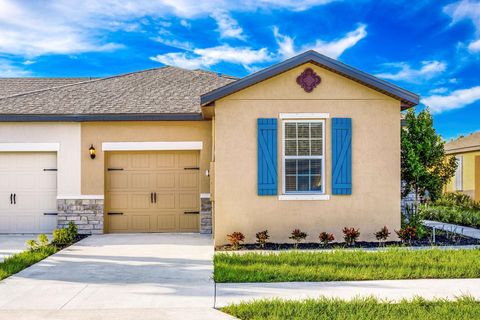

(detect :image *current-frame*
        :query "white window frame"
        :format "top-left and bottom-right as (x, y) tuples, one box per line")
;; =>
(455, 155), (463, 191)
(282, 119), (326, 195)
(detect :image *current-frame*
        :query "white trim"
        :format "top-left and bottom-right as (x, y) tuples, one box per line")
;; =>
(200, 193), (211, 199)
(282, 119), (326, 195)
(57, 195), (104, 200)
(280, 113), (330, 119)
(0, 143), (60, 152)
(279, 194), (331, 201)
(102, 141), (203, 151)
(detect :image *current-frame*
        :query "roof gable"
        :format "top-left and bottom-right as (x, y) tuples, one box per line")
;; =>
(201, 50), (419, 109)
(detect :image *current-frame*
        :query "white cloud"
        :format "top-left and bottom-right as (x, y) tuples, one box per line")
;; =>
(274, 24), (367, 59)
(0, 0), (336, 57)
(180, 19), (191, 28)
(211, 10), (245, 40)
(429, 87), (448, 94)
(444, 0), (480, 53)
(375, 61), (446, 82)
(468, 39), (480, 52)
(423, 86), (480, 114)
(150, 45), (271, 69)
(0, 59), (31, 77)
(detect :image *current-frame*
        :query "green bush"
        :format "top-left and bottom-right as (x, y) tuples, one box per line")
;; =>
(52, 228), (71, 247)
(66, 221), (78, 242)
(421, 205), (480, 228)
(26, 234), (50, 251)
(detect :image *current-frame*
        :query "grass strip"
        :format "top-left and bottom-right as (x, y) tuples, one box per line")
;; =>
(214, 248), (480, 282)
(0, 246), (57, 280)
(222, 296), (480, 320)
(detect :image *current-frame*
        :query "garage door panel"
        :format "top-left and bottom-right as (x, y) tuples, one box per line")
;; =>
(155, 192), (175, 209)
(130, 153), (150, 170)
(130, 215), (152, 231)
(157, 214), (176, 231)
(178, 172), (198, 189)
(108, 173), (129, 190)
(131, 194), (151, 209)
(109, 193), (129, 210)
(106, 151), (200, 233)
(109, 215), (129, 232)
(155, 173), (175, 189)
(155, 154), (175, 169)
(179, 215), (199, 231)
(131, 173), (152, 190)
(108, 153), (129, 169)
(178, 193), (198, 209)
(0, 152), (57, 234)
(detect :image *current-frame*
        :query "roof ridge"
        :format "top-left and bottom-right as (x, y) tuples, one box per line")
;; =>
(0, 66), (174, 100)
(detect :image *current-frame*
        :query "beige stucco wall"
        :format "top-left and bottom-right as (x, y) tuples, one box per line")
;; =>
(0, 122), (81, 196)
(81, 121), (212, 195)
(446, 150), (480, 200)
(213, 62), (402, 246)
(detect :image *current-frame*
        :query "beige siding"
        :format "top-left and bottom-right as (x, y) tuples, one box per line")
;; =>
(213, 62), (401, 246)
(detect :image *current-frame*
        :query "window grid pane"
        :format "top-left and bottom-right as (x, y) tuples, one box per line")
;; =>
(283, 121), (324, 194)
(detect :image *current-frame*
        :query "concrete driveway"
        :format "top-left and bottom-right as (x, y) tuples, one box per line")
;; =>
(0, 235), (36, 262)
(0, 234), (234, 320)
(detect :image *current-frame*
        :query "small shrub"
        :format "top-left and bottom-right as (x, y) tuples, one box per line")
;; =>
(318, 232), (335, 246)
(374, 226), (390, 244)
(52, 228), (71, 247)
(66, 221), (78, 242)
(37, 234), (49, 247)
(342, 227), (360, 246)
(396, 226), (417, 245)
(26, 239), (38, 251)
(255, 230), (270, 248)
(227, 232), (245, 250)
(289, 229), (307, 249)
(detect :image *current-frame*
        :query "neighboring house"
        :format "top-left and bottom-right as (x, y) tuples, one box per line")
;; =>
(445, 132), (480, 201)
(0, 51), (419, 245)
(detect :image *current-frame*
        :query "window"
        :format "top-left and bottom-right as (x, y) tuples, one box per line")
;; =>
(455, 155), (463, 191)
(283, 120), (325, 194)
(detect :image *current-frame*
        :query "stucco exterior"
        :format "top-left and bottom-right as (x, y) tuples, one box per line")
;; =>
(213, 63), (402, 246)
(0, 122), (81, 196)
(445, 150), (480, 201)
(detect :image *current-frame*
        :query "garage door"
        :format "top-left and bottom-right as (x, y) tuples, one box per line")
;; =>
(0, 153), (57, 233)
(106, 151), (200, 233)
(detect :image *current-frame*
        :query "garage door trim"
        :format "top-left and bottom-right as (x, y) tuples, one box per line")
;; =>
(0, 143), (60, 152)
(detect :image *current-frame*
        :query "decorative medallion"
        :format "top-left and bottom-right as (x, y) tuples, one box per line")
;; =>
(296, 68), (321, 93)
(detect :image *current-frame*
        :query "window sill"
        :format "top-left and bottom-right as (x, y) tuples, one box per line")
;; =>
(278, 194), (331, 201)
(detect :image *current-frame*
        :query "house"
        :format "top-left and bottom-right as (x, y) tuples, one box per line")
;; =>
(0, 51), (419, 245)
(445, 132), (480, 201)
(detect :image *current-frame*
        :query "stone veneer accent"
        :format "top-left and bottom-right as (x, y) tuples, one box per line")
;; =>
(200, 196), (212, 234)
(57, 199), (104, 235)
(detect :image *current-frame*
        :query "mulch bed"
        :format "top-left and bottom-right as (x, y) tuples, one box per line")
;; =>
(216, 227), (480, 251)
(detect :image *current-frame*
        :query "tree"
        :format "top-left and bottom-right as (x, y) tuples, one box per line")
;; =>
(401, 108), (457, 203)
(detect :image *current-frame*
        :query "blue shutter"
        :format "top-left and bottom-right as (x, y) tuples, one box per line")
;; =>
(258, 118), (278, 195)
(332, 118), (352, 195)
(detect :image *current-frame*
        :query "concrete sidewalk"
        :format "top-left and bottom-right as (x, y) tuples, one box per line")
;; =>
(216, 278), (480, 307)
(424, 220), (480, 240)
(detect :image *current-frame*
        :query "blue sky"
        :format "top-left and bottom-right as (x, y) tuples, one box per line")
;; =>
(0, 0), (479, 140)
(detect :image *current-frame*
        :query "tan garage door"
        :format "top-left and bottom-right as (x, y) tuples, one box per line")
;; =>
(0, 152), (57, 233)
(106, 151), (200, 233)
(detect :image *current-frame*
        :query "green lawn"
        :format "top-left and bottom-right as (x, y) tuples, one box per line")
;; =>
(214, 248), (480, 282)
(222, 297), (480, 320)
(0, 246), (57, 280)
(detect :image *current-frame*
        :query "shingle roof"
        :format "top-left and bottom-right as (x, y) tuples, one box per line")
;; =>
(445, 131), (480, 154)
(0, 78), (94, 98)
(201, 50), (419, 109)
(0, 67), (236, 120)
